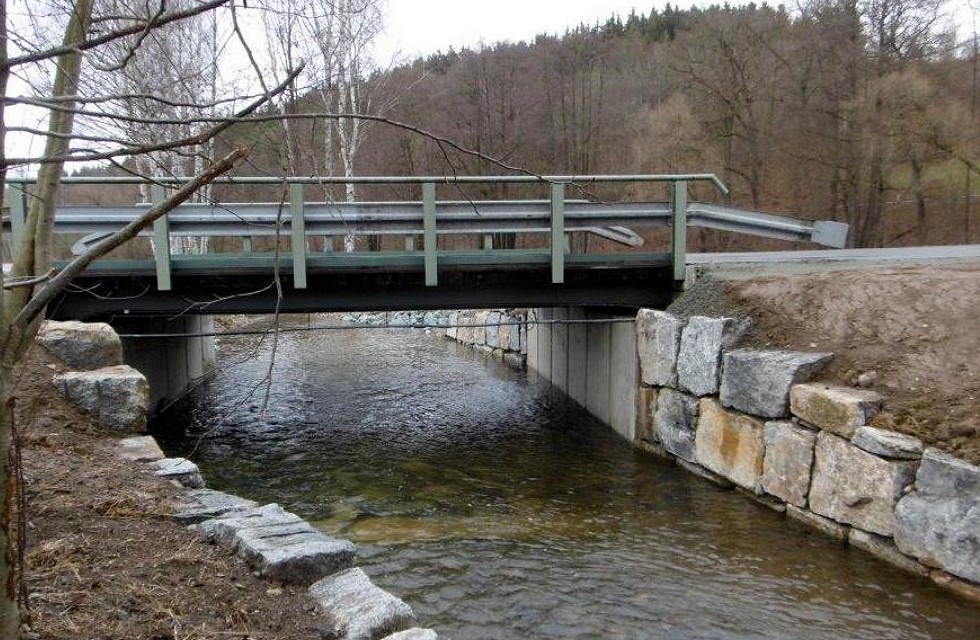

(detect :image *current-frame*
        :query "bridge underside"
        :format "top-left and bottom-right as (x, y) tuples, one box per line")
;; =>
(48, 253), (675, 320)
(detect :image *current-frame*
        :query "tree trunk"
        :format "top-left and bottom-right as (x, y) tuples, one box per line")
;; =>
(0, 366), (17, 640)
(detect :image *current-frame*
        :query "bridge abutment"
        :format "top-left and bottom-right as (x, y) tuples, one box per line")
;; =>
(114, 315), (216, 414)
(527, 307), (638, 441)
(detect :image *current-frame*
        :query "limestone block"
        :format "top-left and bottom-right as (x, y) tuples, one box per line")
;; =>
(694, 398), (766, 492)
(676, 316), (737, 396)
(54, 365), (149, 432)
(634, 387), (658, 444)
(677, 458), (734, 488)
(914, 448), (980, 497)
(172, 488), (258, 525)
(310, 567), (416, 640)
(485, 311), (501, 348)
(383, 629), (438, 640)
(787, 504), (849, 541)
(653, 388), (699, 462)
(761, 421), (816, 508)
(929, 570), (980, 602)
(852, 426), (923, 460)
(152, 457), (205, 488)
(455, 311), (475, 345)
(789, 383), (882, 437)
(445, 312), (458, 340)
(198, 505), (355, 584)
(720, 350), (833, 418)
(636, 309), (684, 388)
(894, 494), (980, 583)
(503, 353), (524, 369)
(847, 529), (929, 577)
(808, 432), (917, 536)
(498, 315), (519, 352)
(116, 435), (165, 462)
(37, 320), (122, 370)
(472, 310), (489, 345)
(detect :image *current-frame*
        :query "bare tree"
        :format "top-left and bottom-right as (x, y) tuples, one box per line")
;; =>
(0, 2), (300, 635)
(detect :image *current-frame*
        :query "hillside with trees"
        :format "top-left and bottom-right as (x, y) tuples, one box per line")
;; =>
(227, 1), (978, 250)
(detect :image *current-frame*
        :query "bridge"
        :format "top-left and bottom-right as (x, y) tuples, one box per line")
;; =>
(6, 174), (847, 320)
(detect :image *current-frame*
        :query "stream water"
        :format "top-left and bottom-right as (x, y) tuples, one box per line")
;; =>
(153, 322), (979, 639)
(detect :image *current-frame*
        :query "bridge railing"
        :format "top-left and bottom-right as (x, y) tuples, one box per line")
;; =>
(4, 174), (847, 291)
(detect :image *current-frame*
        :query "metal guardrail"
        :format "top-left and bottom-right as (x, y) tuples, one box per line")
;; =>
(4, 174), (847, 292)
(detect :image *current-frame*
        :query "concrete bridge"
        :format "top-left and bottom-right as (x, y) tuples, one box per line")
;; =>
(6, 173), (846, 408)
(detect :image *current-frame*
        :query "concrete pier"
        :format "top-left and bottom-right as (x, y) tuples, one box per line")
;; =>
(114, 315), (216, 413)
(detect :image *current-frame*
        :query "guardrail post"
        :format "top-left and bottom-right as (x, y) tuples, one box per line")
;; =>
(671, 179), (688, 282)
(483, 234), (493, 251)
(9, 185), (26, 248)
(242, 236), (252, 253)
(551, 182), (565, 284)
(423, 182), (437, 286)
(151, 184), (172, 291)
(322, 236), (334, 253)
(290, 183), (307, 289)
(405, 236), (415, 252)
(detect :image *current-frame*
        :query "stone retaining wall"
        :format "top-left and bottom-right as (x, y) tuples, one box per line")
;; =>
(443, 309), (528, 369)
(635, 309), (980, 600)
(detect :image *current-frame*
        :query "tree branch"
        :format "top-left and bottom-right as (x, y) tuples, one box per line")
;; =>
(11, 147), (250, 329)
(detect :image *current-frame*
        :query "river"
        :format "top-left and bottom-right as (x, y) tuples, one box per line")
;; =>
(153, 320), (979, 639)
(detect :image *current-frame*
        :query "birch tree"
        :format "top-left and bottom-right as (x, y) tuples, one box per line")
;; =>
(0, 2), (298, 636)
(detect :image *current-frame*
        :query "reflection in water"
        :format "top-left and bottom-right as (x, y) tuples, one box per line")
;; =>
(155, 323), (979, 640)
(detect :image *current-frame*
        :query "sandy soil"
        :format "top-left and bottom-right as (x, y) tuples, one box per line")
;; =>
(702, 264), (980, 464)
(14, 347), (322, 640)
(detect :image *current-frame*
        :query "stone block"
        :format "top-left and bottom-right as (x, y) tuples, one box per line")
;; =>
(929, 570), (980, 602)
(676, 316), (738, 396)
(914, 448), (980, 497)
(636, 309), (684, 388)
(721, 350), (833, 418)
(502, 353), (524, 369)
(761, 421), (816, 508)
(676, 458), (734, 488)
(310, 568), (416, 640)
(852, 426), (923, 460)
(152, 457), (205, 488)
(894, 494), (980, 583)
(847, 529), (929, 577)
(498, 316), (519, 352)
(694, 398), (766, 492)
(172, 488), (258, 525)
(54, 365), (149, 432)
(445, 312), (458, 340)
(789, 384), (882, 437)
(634, 387), (658, 444)
(383, 629), (438, 640)
(472, 311), (489, 345)
(653, 388), (699, 462)
(485, 311), (501, 348)
(787, 504), (849, 541)
(116, 435), (165, 462)
(808, 432), (917, 537)
(198, 505), (355, 584)
(37, 320), (122, 370)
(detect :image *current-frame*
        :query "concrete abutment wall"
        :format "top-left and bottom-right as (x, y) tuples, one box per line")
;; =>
(113, 315), (216, 413)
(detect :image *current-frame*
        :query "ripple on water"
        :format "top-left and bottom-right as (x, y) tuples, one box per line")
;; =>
(155, 326), (980, 640)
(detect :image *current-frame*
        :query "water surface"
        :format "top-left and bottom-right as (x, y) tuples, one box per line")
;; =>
(155, 323), (979, 639)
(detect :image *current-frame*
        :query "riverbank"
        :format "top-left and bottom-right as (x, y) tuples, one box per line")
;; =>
(676, 264), (980, 464)
(16, 346), (323, 639)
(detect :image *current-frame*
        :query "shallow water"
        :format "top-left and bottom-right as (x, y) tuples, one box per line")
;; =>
(155, 323), (979, 639)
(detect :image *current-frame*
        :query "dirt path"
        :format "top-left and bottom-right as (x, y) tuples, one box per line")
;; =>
(683, 263), (980, 464)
